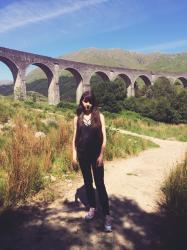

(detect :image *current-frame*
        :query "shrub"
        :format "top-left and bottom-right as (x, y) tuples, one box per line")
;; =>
(92, 79), (126, 113)
(57, 100), (76, 110)
(172, 90), (187, 123)
(151, 77), (177, 101)
(160, 152), (187, 250)
(123, 77), (187, 124)
(123, 95), (186, 124)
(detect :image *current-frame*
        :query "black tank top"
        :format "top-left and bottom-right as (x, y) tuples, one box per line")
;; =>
(75, 113), (103, 158)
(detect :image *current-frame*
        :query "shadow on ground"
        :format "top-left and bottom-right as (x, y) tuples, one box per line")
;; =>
(0, 185), (165, 250)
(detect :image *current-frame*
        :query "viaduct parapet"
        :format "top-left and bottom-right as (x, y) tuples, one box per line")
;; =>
(0, 47), (186, 104)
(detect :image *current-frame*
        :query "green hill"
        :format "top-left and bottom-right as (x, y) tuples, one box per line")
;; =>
(61, 48), (187, 72)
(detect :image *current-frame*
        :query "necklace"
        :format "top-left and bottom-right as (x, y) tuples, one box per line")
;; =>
(83, 114), (91, 126)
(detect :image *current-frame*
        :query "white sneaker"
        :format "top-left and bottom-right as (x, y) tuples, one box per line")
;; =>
(104, 215), (112, 232)
(84, 207), (96, 221)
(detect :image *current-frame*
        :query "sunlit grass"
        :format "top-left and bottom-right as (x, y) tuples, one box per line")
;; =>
(105, 127), (158, 160)
(106, 110), (187, 141)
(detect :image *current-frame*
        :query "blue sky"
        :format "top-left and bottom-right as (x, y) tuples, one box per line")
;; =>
(0, 0), (187, 79)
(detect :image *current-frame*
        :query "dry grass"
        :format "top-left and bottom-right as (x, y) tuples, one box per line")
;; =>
(159, 152), (187, 250)
(0, 115), (73, 207)
(5, 118), (52, 205)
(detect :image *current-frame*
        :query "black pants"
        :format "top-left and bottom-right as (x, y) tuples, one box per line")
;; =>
(78, 155), (110, 216)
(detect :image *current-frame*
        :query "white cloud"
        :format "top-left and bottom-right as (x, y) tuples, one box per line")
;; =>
(136, 39), (187, 52)
(0, 0), (108, 33)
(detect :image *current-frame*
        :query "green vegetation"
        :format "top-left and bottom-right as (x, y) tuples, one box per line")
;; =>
(160, 153), (187, 250)
(92, 76), (187, 124)
(92, 76), (126, 113)
(106, 110), (187, 141)
(124, 78), (187, 124)
(105, 127), (157, 160)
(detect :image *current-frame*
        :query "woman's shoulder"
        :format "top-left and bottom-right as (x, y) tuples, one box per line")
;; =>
(99, 112), (104, 118)
(99, 112), (105, 122)
(74, 116), (78, 122)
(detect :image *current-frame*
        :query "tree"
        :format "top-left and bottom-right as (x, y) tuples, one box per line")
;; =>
(92, 79), (126, 113)
(172, 90), (187, 122)
(150, 77), (176, 101)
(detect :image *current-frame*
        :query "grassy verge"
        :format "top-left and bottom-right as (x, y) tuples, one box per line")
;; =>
(105, 110), (187, 141)
(105, 127), (158, 160)
(159, 152), (187, 250)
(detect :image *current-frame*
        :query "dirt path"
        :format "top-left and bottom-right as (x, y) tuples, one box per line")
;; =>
(0, 130), (187, 250)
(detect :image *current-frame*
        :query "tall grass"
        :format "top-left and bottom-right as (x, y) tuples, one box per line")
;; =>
(160, 153), (187, 250)
(105, 127), (157, 160)
(47, 119), (73, 175)
(106, 110), (187, 141)
(0, 115), (73, 207)
(4, 118), (52, 206)
(0, 171), (7, 206)
(0, 96), (15, 123)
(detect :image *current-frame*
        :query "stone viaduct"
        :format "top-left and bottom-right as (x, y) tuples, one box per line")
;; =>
(0, 46), (187, 105)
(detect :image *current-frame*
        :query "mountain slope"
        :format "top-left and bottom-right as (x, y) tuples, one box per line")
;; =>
(61, 48), (187, 72)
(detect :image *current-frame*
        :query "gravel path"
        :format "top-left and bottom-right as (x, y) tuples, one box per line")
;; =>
(0, 130), (187, 250)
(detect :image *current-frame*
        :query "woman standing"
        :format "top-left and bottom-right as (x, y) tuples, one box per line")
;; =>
(72, 91), (112, 232)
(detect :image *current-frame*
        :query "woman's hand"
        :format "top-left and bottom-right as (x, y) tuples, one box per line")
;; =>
(72, 153), (78, 170)
(72, 159), (78, 171)
(72, 157), (78, 166)
(97, 154), (104, 167)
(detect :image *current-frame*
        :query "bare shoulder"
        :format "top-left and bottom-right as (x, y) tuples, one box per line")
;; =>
(99, 113), (105, 122)
(74, 116), (78, 125)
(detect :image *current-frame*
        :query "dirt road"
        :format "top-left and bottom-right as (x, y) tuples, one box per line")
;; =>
(0, 130), (186, 250)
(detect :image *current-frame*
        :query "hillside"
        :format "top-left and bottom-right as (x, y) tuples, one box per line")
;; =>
(61, 48), (187, 72)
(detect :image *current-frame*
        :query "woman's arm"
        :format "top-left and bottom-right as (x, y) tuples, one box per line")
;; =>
(72, 116), (78, 167)
(100, 113), (106, 155)
(97, 113), (106, 166)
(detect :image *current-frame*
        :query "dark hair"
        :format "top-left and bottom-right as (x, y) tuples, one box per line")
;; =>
(76, 90), (98, 116)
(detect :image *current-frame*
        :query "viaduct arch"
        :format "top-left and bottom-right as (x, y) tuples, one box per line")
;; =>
(0, 47), (186, 104)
